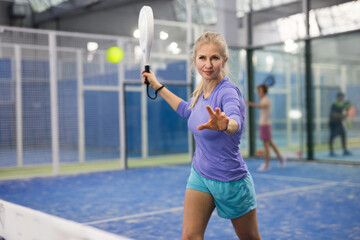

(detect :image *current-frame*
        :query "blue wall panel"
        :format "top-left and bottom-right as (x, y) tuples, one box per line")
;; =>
(0, 59), (12, 79)
(125, 91), (141, 157)
(0, 59), (190, 158)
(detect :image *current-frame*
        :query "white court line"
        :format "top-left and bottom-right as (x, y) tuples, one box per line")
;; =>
(252, 173), (360, 188)
(341, 181), (360, 187)
(160, 166), (357, 186)
(83, 178), (351, 226)
(256, 181), (339, 198)
(251, 173), (335, 184)
(151, 166), (360, 188)
(84, 207), (183, 225)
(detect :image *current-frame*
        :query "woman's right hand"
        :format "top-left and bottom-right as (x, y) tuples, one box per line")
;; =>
(141, 70), (162, 90)
(141, 69), (183, 112)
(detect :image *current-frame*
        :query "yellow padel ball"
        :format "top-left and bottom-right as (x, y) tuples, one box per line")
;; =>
(106, 46), (124, 63)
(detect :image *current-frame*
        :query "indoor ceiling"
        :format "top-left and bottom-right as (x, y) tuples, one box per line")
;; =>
(4, 0), (356, 27)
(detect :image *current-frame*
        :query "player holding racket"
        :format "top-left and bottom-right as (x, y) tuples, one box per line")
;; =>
(328, 92), (352, 156)
(142, 32), (261, 240)
(245, 85), (286, 171)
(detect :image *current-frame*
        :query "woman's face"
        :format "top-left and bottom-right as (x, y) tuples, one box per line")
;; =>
(257, 87), (265, 98)
(194, 43), (227, 82)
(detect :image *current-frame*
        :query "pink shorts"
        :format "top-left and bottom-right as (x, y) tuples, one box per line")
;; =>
(259, 125), (272, 141)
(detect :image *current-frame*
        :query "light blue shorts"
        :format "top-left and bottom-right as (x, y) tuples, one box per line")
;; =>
(186, 166), (257, 219)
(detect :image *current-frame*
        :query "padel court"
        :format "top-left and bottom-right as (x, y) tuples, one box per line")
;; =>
(1, 1), (360, 240)
(0, 159), (359, 240)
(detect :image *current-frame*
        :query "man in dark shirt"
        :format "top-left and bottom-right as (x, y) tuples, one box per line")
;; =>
(329, 92), (351, 156)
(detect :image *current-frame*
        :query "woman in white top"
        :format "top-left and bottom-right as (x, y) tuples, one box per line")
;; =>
(246, 84), (285, 171)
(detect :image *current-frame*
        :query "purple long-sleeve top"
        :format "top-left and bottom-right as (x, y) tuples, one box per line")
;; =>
(176, 77), (248, 182)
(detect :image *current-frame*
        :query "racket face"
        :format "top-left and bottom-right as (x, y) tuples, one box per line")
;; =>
(138, 6), (154, 66)
(264, 75), (275, 87)
(348, 106), (356, 117)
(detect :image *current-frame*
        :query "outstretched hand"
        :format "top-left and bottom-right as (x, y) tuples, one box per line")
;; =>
(197, 105), (229, 131)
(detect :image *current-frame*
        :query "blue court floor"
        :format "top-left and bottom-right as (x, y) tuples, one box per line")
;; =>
(0, 159), (359, 240)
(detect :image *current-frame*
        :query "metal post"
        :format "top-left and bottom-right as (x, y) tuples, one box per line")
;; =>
(305, 40), (313, 160)
(118, 39), (127, 169)
(303, 0), (314, 160)
(15, 45), (23, 167)
(77, 50), (85, 163)
(246, 49), (256, 156)
(49, 32), (60, 174)
(186, 0), (195, 159)
(245, 1), (256, 156)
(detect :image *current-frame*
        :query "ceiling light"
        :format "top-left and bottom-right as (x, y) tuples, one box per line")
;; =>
(288, 109), (302, 119)
(284, 39), (298, 53)
(133, 29), (140, 39)
(167, 42), (181, 54)
(159, 31), (169, 40)
(87, 42), (98, 52)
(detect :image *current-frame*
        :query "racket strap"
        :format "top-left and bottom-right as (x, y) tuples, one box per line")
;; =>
(147, 84), (165, 100)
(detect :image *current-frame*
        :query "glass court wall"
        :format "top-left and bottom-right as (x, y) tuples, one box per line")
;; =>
(245, 0), (360, 163)
(311, 32), (360, 162)
(252, 43), (305, 159)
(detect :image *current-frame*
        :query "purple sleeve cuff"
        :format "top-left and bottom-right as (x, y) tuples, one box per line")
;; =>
(176, 100), (191, 119)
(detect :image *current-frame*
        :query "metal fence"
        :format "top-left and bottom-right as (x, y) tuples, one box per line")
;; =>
(0, 25), (192, 174)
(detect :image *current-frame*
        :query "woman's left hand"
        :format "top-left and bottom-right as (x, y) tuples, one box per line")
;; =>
(197, 105), (229, 131)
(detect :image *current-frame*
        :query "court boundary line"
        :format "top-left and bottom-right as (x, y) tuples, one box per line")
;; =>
(256, 182), (339, 198)
(159, 166), (360, 187)
(83, 207), (183, 225)
(251, 173), (335, 184)
(252, 173), (360, 187)
(159, 165), (360, 186)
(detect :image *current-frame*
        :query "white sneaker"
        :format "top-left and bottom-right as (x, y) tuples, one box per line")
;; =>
(257, 163), (270, 172)
(279, 156), (287, 168)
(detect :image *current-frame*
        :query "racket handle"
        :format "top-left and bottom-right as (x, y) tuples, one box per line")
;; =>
(144, 65), (150, 85)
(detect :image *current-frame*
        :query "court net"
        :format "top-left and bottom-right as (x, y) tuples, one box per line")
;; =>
(0, 199), (132, 240)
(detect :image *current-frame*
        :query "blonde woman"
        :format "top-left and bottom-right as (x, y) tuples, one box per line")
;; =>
(142, 32), (261, 240)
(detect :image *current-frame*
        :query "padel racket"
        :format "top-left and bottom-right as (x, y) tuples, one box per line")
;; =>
(138, 6), (158, 100)
(348, 105), (356, 118)
(263, 74), (275, 87)
(346, 105), (356, 128)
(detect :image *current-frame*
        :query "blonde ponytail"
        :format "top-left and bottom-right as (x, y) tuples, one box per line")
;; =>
(189, 81), (204, 109)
